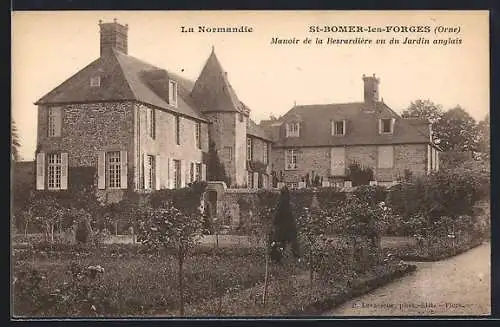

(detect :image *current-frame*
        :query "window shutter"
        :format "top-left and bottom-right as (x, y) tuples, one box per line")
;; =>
(36, 152), (45, 190)
(343, 120), (347, 135)
(61, 152), (68, 190)
(120, 151), (128, 189)
(54, 107), (62, 136)
(378, 119), (382, 135)
(253, 172), (259, 189)
(390, 118), (396, 134)
(190, 162), (195, 183)
(97, 151), (106, 190)
(155, 155), (161, 190)
(201, 163), (207, 181)
(143, 153), (149, 189)
(330, 147), (346, 176)
(169, 158), (175, 189)
(180, 159), (186, 187)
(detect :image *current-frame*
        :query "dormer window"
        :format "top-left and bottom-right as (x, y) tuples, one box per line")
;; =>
(286, 122), (300, 138)
(379, 118), (395, 134)
(168, 80), (178, 107)
(332, 120), (346, 136)
(90, 76), (101, 87)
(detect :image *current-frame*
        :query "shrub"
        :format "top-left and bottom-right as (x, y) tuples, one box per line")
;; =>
(346, 162), (374, 186)
(75, 213), (93, 245)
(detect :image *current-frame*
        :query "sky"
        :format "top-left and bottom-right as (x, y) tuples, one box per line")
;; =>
(12, 11), (489, 161)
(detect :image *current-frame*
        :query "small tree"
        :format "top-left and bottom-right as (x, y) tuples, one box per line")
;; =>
(346, 162), (374, 186)
(137, 202), (205, 316)
(296, 192), (327, 284)
(28, 194), (66, 245)
(269, 186), (299, 263)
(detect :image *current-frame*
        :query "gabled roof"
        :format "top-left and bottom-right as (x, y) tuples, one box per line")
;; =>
(35, 50), (206, 121)
(272, 101), (433, 147)
(190, 49), (243, 113)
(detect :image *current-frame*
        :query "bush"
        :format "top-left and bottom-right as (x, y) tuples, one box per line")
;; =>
(75, 215), (93, 245)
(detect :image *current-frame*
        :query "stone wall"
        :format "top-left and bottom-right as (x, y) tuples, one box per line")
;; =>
(271, 144), (429, 184)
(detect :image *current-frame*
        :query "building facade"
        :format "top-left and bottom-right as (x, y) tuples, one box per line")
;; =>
(33, 20), (438, 199)
(262, 74), (441, 188)
(34, 20), (273, 201)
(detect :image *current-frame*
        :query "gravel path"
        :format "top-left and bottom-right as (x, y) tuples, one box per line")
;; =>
(323, 242), (491, 316)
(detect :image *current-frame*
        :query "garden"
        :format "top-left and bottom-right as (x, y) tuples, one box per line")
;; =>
(11, 159), (490, 317)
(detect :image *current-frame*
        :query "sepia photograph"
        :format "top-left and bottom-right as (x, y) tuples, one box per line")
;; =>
(11, 10), (490, 318)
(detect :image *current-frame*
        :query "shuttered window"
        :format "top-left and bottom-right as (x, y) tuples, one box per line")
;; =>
(107, 151), (121, 189)
(47, 153), (62, 190)
(48, 107), (62, 137)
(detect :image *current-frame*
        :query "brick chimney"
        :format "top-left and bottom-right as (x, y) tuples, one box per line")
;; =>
(99, 19), (128, 56)
(362, 73), (380, 104)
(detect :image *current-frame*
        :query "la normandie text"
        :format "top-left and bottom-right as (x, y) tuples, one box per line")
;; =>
(181, 25), (254, 33)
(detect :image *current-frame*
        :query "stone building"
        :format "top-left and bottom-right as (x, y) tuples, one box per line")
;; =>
(34, 19), (272, 201)
(261, 74), (441, 188)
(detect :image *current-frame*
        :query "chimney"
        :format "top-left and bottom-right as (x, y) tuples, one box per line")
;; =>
(99, 19), (128, 56)
(362, 73), (380, 104)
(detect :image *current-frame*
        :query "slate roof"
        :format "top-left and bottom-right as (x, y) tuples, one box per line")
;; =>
(35, 50), (207, 121)
(190, 49), (243, 113)
(269, 101), (435, 147)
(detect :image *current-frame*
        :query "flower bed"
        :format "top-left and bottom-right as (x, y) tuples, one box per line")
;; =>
(384, 233), (486, 262)
(12, 247), (291, 317)
(174, 261), (416, 316)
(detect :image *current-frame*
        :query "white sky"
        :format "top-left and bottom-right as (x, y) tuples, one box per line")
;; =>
(12, 11), (489, 161)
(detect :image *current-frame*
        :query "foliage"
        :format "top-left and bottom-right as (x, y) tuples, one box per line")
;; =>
(269, 187), (299, 263)
(11, 120), (21, 162)
(353, 185), (388, 205)
(434, 106), (478, 152)
(137, 201), (206, 316)
(440, 150), (474, 170)
(402, 99), (444, 124)
(346, 162), (374, 186)
(206, 141), (231, 186)
(75, 213), (94, 245)
(476, 113), (490, 160)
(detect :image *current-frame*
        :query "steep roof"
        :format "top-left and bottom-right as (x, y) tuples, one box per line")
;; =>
(272, 101), (433, 147)
(190, 49), (243, 113)
(35, 50), (206, 121)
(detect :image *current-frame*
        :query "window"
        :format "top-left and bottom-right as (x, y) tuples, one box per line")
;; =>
(169, 80), (178, 107)
(147, 108), (156, 139)
(175, 116), (180, 145)
(286, 122), (300, 137)
(263, 143), (269, 164)
(224, 146), (233, 161)
(285, 149), (297, 170)
(47, 153), (62, 189)
(247, 137), (253, 161)
(239, 113), (244, 122)
(173, 159), (181, 188)
(48, 107), (62, 137)
(333, 120), (346, 136)
(90, 76), (101, 87)
(195, 122), (201, 149)
(195, 163), (202, 182)
(377, 146), (394, 168)
(107, 151), (121, 188)
(145, 155), (156, 189)
(380, 118), (395, 134)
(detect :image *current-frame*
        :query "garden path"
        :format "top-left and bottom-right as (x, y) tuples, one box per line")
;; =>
(323, 241), (491, 316)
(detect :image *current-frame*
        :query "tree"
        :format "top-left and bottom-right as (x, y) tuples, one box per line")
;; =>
(11, 120), (21, 162)
(137, 202), (205, 316)
(402, 99), (444, 144)
(476, 113), (490, 160)
(434, 106), (478, 152)
(206, 141), (231, 186)
(402, 99), (444, 123)
(28, 194), (67, 245)
(269, 186), (299, 263)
